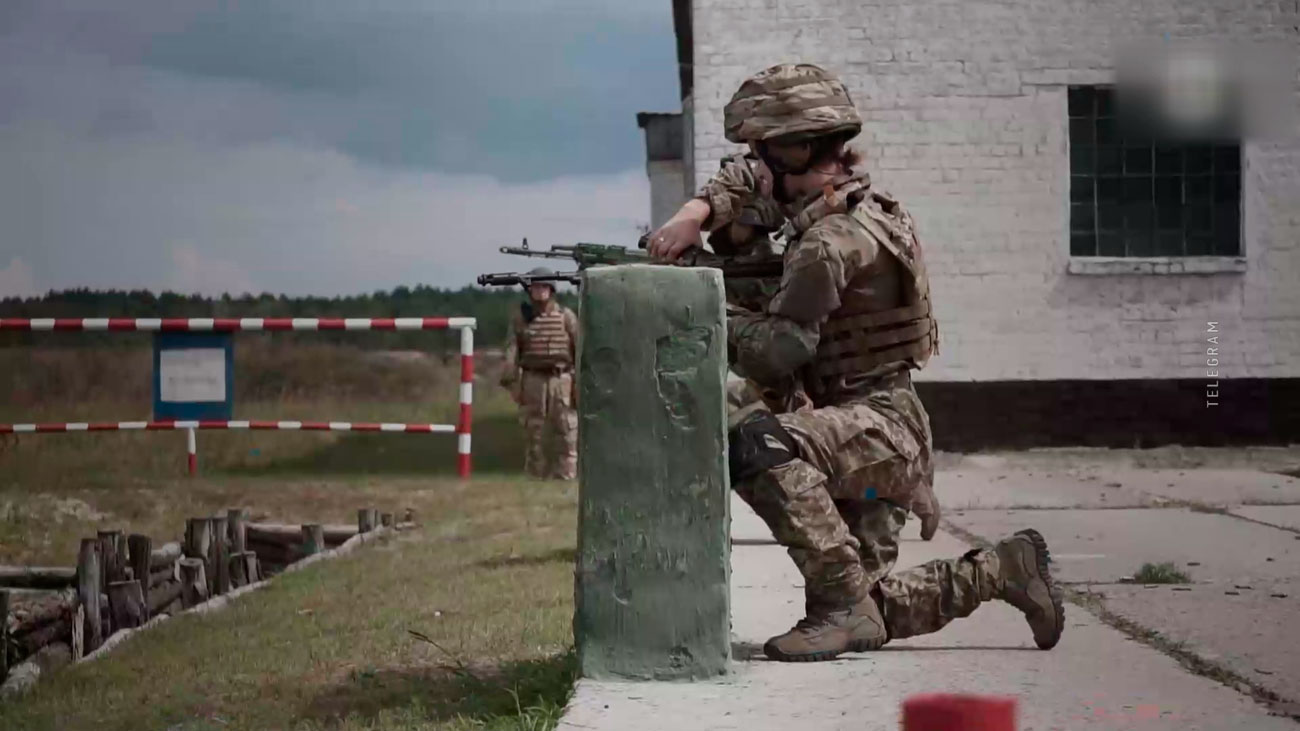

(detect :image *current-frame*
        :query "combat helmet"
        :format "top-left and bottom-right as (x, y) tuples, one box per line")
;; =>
(523, 267), (557, 291)
(723, 63), (862, 146)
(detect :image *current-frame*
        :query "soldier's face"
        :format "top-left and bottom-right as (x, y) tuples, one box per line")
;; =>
(528, 283), (553, 303)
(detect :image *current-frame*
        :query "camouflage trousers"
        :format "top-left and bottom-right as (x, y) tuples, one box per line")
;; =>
(518, 369), (577, 480)
(728, 375), (996, 640)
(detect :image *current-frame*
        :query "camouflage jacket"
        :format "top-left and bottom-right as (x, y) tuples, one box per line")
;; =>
(716, 165), (930, 409)
(694, 153), (788, 312)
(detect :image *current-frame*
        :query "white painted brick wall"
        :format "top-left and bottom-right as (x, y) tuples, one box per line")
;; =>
(689, 0), (1300, 381)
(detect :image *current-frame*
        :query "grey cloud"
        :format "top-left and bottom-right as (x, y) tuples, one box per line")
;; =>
(0, 121), (649, 297)
(0, 1), (669, 295)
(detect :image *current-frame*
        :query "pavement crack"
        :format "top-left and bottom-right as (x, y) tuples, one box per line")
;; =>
(941, 520), (1300, 723)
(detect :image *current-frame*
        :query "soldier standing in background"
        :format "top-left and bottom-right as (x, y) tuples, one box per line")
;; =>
(649, 63), (1062, 662)
(500, 268), (579, 480)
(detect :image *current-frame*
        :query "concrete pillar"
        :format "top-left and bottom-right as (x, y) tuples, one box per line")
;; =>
(574, 264), (731, 680)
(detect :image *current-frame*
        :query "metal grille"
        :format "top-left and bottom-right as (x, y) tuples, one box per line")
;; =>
(1068, 85), (1241, 257)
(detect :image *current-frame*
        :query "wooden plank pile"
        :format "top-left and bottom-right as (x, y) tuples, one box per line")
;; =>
(0, 505), (413, 694)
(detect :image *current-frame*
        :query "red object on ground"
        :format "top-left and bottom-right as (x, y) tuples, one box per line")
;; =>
(902, 694), (1017, 731)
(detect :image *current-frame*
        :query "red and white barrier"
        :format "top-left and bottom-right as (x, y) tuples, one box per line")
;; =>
(0, 317), (476, 332)
(0, 421), (458, 433)
(1, 316), (476, 478)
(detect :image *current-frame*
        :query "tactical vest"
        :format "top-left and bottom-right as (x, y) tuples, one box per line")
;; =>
(812, 190), (938, 381)
(519, 305), (574, 371)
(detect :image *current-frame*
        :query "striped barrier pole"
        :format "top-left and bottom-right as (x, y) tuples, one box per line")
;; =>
(0, 317), (477, 332)
(0, 421), (458, 433)
(1, 315), (477, 479)
(458, 325), (474, 479)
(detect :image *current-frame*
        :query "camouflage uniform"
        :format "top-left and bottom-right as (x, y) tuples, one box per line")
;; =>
(706, 151), (942, 540)
(700, 63), (1063, 660)
(501, 297), (580, 480)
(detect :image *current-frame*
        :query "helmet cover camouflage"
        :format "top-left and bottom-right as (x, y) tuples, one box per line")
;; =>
(723, 64), (862, 144)
(525, 267), (557, 290)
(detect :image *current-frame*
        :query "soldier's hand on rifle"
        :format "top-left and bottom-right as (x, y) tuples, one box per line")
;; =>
(649, 199), (710, 261)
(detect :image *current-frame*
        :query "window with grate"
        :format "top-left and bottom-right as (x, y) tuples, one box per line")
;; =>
(1068, 85), (1241, 258)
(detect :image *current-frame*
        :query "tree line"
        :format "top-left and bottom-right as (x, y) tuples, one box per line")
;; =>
(0, 286), (577, 352)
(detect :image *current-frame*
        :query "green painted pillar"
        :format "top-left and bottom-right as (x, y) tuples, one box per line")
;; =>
(574, 264), (731, 680)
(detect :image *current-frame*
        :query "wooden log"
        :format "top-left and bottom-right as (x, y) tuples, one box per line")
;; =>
(183, 518), (212, 561)
(227, 552), (261, 588)
(96, 532), (115, 593)
(0, 642), (71, 698)
(76, 539), (103, 653)
(358, 509), (376, 534)
(301, 524), (325, 556)
(245, 523), (357, 546)
(380, 513), (395, 528)
(210, 516), (230, 596)
(227, 508), (248, 554)
(8, 589), (75, 634)
(242, 552), (261, 584)
(71, 603), (84, 660)
(147, 581), (183, 615)
(246, 538), (304, 566)
(178, 559), (208, 609)
(107, 580), (146, 632)
(228, 554), (247, 588)
(149, 565), (176, 589)
(115, 534), (130, 582)
(98, 530), (128, 584)
(13, 614), (71, 657)
(0, 566), (77, 590)
(150, 542), (182, 569)
(127, 535), (152, 620)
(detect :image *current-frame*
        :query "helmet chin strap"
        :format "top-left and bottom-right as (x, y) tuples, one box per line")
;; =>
(755, 136), (846, 203)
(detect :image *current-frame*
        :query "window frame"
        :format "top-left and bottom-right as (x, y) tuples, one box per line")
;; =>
(1065, 84), (1247, 275)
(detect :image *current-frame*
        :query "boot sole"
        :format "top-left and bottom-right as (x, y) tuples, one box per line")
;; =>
(762, 635), (885, 663)
(1014, 528), (1065, 650)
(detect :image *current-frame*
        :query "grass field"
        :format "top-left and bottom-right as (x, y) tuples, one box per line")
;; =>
(0, 344), (580, 730)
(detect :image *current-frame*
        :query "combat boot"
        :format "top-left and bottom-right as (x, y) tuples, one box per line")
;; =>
(762, 593), (888, 662)
(919, 492), (940, 541)
(994, 529), (1065, 650)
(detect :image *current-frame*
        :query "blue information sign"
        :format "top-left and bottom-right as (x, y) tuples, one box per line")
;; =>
(152, 332), (234, 421)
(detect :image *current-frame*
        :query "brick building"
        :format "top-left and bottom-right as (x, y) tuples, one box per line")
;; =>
(637, 0), (1299, 449)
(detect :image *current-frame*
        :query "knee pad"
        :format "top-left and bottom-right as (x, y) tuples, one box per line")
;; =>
(728, 409), (800, 484)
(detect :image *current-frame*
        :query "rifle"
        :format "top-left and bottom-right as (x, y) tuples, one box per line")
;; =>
(498, 235), (783, 280)
(476, 271), (582, 288)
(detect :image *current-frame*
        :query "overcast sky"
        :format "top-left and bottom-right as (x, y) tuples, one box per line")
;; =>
(0, 1), (679, 297)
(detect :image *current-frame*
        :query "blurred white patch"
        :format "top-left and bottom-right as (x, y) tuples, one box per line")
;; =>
(1115, 39), (1297, 142)
(0, 257), (41, 299)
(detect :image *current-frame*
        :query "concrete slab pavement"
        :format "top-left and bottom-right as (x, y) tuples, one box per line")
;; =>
(934, 469), (1161, 509)
(939, 455), (1300, 722)
(557, 493), (1295, 730)
(945, 507), (1300, 586)
(934, 466), (1300, 511)
(1094, 581), (1300, 703)
(1230, 504), (1300, 532)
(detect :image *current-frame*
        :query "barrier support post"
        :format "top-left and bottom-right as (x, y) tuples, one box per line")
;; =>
(458, 325), (474, 479)
(186, 428), (197, 477)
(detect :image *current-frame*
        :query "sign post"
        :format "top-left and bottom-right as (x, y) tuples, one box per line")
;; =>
(152, 332), (234, 476)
